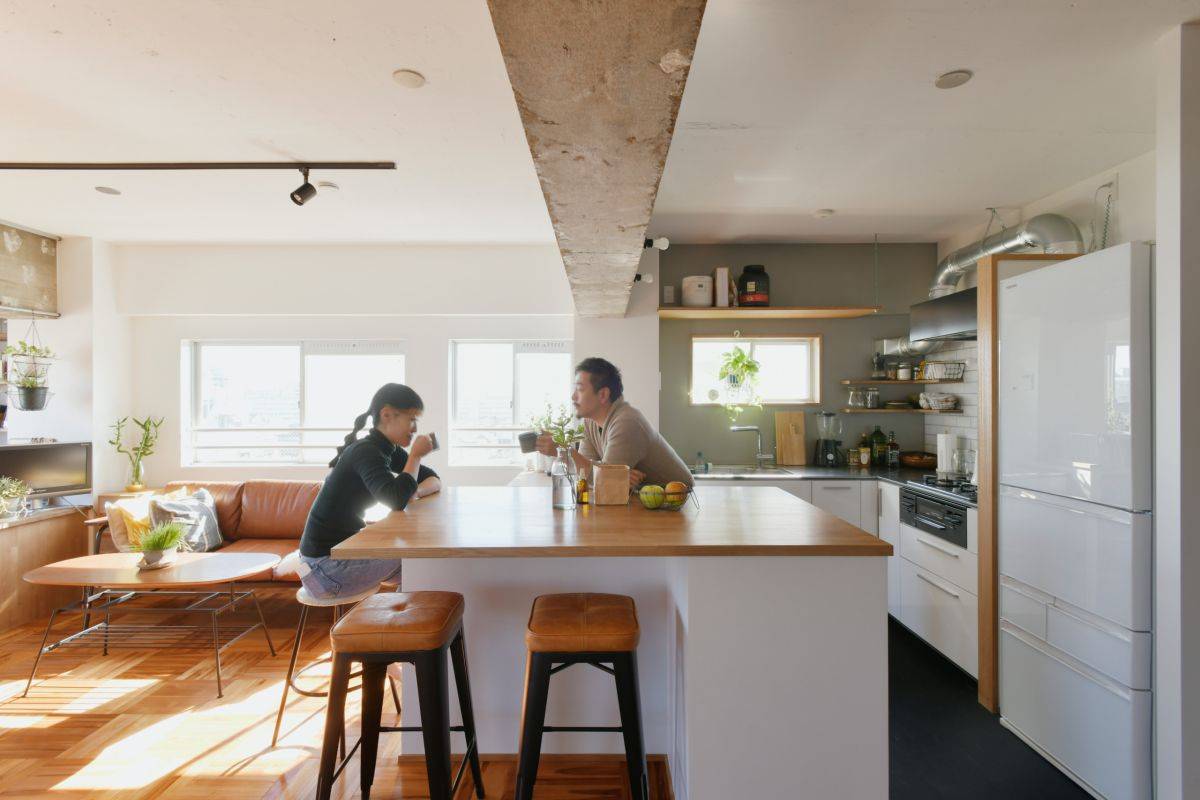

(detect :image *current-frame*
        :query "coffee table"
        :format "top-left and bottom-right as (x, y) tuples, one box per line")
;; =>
(22, 551), (281, 697)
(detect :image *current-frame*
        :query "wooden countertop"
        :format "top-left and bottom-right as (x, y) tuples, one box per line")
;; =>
(0, 506), (85, 531)
(332, 486), (892, 559)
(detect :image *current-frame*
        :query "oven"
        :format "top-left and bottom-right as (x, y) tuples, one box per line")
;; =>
(899, 486), (969, 549)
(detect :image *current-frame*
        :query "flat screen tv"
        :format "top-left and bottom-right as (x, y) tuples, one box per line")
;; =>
(0, 441), (92, 497)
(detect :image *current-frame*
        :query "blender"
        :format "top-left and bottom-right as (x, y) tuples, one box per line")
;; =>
(813, 411), (844, 466)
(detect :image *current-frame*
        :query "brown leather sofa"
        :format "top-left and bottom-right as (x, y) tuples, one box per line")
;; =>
(89, 479), (322, 584)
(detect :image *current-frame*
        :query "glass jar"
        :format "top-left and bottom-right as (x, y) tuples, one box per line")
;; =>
(847, 387), (866, 408)
(865, 387), (881, 408)
(550, 447), (577, 510)
(897, 362), (913, 381)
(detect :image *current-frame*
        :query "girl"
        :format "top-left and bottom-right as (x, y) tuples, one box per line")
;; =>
(297, 383), (440, 599)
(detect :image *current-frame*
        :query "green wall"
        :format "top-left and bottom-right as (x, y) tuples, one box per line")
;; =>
(658, 243), (937, 465)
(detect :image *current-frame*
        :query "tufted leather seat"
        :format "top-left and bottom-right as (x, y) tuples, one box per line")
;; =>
(525, 593), (640, 653)
(330, 592), (464, 654)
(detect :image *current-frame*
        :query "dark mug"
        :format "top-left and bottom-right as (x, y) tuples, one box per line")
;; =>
(427, 432), (440, 452)
(518, 431), (539, 453)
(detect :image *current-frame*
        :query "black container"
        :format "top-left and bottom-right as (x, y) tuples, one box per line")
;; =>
(737, 265), (770, 306)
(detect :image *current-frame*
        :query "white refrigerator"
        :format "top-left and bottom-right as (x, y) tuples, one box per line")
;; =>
(996, 242), (1153, 800)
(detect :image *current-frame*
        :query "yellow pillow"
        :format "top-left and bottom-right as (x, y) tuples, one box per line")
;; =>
(106, 488), (187, 551)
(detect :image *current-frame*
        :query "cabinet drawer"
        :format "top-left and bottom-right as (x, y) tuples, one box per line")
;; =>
(1000, 577), (1051, 640)
(810, 480), (861, 527)
(1046, 603), (1152, 691)
(1001, 623), (1151, 800)
(900, 523), (977, 595)
(899, 558), (978, 677)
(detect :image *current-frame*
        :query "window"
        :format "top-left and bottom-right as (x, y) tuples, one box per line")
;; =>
(183, 340), (405, 465)
(690, 336), (820, 405)
(449, 340), (572, 466)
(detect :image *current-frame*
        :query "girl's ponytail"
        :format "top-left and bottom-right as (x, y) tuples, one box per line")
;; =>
(326, 384), (425, 468)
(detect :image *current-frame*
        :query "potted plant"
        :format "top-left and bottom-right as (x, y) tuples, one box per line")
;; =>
(529, 404), (584, 472)
(109, 416), (165, 492)
(718, 346), (762, 422)
(4, 340), (54, 411)
(0, 476), (30, 519)
(132, 521), (185, 570)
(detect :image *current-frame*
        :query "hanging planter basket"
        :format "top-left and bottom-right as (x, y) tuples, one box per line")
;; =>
(9, 386), (50, 411)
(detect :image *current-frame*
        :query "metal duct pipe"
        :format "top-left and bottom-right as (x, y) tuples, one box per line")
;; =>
(929, 213), (1083, 298)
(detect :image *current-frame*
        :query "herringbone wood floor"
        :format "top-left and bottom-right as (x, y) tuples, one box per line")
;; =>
(0, 591), (670, 799)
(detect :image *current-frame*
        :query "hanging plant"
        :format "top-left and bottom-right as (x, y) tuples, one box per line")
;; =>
(717, 346), (762, 422)
(4, 321), (55, 411)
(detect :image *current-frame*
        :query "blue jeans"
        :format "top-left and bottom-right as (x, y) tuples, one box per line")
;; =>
(299, 554), (402, 600)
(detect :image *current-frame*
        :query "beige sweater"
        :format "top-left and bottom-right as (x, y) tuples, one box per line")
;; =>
(579, 399), (694, 487)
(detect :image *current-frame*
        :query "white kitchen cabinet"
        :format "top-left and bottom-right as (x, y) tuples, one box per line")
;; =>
(810, 480), (861, 527)
(858, 480), (878, 535)
(899, 522), (978, 596)
(878, 482), (901, 616)
(899, 558), (979, 677)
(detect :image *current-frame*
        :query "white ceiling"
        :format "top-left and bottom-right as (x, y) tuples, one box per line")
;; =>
(3, 1), (1200, 247)
(0, 0), (555, 243)
(649, 0), (1200, 244)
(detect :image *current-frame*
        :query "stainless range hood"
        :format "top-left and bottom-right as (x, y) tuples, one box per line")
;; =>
(909, 288), (977, 342)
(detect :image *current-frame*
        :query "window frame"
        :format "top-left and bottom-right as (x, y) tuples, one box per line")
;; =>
(447, 338), (573, 465)
(688, 334), (822, 406)
(183, 339), (407, 466)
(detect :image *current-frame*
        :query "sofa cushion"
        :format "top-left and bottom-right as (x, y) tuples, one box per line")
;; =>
(164, 481), (245, 538)
(218, 539), (302, 582)
(238, 480), (321, 540)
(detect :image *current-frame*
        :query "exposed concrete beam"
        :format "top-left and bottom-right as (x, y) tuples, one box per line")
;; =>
(487, 0), (706, 317)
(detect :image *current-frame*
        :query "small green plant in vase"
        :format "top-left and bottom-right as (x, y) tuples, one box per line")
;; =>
(109, 416), (165, 492)
(133, 521), (185, 570)
(717, 346), (762, 422)
(530, 404), (584, 472)
(0, 476), (31, 519)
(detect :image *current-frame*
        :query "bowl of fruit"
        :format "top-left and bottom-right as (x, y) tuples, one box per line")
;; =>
(638, 480), (693, 511)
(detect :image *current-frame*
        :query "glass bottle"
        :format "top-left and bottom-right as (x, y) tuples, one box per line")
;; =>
(870, 425), (888, 466)
(887, 431), (901, 468)
(551, 447), (577, 510)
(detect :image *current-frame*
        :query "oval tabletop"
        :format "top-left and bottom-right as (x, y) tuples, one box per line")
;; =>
(22, 552), (282, 588)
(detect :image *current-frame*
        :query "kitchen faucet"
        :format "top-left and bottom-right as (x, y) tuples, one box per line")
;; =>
(730, 425), (774, 467)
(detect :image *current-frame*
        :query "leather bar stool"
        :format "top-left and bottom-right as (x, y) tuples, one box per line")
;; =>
(271, 585), (401, 748)
(515, 593), (647, 800)
(316, 591), (485, 800)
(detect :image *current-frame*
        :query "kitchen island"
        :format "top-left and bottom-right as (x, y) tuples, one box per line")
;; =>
(333, 485), (891, 800)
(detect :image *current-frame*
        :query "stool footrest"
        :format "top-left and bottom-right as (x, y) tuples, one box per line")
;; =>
(548, 660), (615, 677)
(378, 725), (468, 733)
(541, 724), (624, 733)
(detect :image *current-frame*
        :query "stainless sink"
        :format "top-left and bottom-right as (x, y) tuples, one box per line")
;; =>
(693, 465), (795, 478)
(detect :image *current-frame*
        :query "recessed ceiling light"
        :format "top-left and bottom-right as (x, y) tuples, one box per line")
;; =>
(94, 186), (121, 195)
(316, 180), (340, 192)
(392, 68), (426, 89)
(934, 69), (974, 90)
(813, 208), (835, 219)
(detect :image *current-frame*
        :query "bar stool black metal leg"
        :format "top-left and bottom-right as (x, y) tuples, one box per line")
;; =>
(449, 629), (485, 798)
(388, 669), (402, 716)
(415, 648), (453, 800)
(614, 651), (649, 800)
(514, 652), (552, 800)
(271, 604), (308, 747)
(359, 661), (387, 800)
(316, 654), (352, 800)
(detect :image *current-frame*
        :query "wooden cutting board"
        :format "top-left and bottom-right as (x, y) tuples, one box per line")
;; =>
(774, 412), (807, 465)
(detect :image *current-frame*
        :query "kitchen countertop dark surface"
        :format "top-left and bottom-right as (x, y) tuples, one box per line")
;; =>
(695, 465), (978, 506)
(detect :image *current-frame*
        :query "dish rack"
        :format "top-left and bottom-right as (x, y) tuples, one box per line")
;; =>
(920, 392), (959, 411)
(919, 360), (967, 381)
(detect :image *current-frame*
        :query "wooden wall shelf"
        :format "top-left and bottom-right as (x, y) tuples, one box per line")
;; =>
(840, 379), (954, 385)
(840, 408), (963, 414)
(658, 306), (882, 320)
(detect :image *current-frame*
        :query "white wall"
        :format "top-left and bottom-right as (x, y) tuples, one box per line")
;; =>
(89, 242), (133, 491)
(938, 149), (1156, 259)
(113, 242), (577, 487)
(572, 249), (660, 426)
(1153, 24), (1200, 800)
(114, 243), (572, 317)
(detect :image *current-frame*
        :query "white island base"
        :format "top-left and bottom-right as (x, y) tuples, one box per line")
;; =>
(394, 554), (888, 800)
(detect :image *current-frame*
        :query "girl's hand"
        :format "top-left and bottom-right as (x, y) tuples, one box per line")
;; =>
(409, 434), (434, 458)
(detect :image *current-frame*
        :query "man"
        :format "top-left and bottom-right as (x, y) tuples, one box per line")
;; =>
(537, 357), (694, 489)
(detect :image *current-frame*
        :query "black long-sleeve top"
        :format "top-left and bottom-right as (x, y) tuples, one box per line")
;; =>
(300, 428), (438, 558)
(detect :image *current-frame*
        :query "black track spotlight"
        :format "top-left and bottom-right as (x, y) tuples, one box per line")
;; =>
(290, 168), (317, 206)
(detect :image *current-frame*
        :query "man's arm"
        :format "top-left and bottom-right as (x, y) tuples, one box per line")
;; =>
(595, 414), (650, 485)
